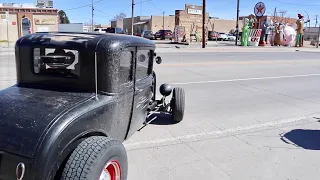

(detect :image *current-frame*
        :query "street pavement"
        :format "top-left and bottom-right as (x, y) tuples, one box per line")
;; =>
(2, 48), (320, 179)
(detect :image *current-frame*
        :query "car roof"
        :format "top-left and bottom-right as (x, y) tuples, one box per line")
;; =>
(17, 32), (155, 51)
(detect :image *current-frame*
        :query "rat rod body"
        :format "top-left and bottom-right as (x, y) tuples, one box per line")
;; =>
(0, 32), (185, 180)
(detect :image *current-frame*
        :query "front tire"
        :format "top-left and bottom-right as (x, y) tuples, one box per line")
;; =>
(171, 87), (185, 123)
(61, 136), (128, 180)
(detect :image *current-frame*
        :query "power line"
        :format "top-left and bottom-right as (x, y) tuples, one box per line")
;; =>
(64, 0), (105, 11)
(148, 1), (163, 13)
(268, 0), (320, 6)
(95, 0), (150, 18)
(95, 8), (114, 17)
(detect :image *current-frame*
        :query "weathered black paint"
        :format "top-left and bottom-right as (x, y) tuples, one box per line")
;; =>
(0, 32), (156, 180)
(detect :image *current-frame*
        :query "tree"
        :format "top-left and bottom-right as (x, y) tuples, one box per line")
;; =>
(58, 10), (70, 24)
(110, 12), (126, 22)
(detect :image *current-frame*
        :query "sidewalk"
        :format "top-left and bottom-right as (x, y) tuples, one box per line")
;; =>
(155, 45), (320, 53)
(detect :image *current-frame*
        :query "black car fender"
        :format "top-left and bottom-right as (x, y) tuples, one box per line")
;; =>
(31, 97), (123, 180)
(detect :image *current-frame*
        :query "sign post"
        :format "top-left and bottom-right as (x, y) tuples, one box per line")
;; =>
(5, 11), (9, 47)
(254, 2), (266, 46)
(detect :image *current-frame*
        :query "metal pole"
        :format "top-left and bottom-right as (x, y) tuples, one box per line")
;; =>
(316, 23), (320, 48)
(91, 0), (94, 32)
(162, 11), (165, 30)
(131, 0), (134, 35)
(202, 0), (206, 48)
(235, 0), (240, 45)
(6, 18), (9, 47)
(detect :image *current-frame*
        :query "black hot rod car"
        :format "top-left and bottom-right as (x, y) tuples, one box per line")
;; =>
(0, 32), (185, 180)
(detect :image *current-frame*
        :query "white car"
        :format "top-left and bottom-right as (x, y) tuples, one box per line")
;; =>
(227, 34), (236, 41)
(217, 33), (228, 41)
(93, 28), (107, 33)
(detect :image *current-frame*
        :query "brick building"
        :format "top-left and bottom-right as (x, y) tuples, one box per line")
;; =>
(112, 4), (240, 40)
(175, 4), (209, 42)
(0, 3), (58, 46)
(116, 15), (175, 34)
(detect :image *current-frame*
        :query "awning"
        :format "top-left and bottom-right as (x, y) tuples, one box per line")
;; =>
(133, 21), (149, 26)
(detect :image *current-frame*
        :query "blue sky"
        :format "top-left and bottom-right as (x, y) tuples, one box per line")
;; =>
(5, 0), (320, 26)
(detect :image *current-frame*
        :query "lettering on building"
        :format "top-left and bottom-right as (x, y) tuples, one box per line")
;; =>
(34, 18), (56, 25)
(187, 8), (202, 15)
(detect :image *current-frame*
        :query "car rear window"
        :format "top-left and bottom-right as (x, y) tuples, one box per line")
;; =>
(33, 48), (80, 79)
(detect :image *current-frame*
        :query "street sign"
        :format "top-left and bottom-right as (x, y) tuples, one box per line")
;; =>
(254, 2), (266, 18)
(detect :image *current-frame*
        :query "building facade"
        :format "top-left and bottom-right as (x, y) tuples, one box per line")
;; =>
(112, 4), (239, 38)
(0, 4), (58, 44)
(304, 27), (319, 41)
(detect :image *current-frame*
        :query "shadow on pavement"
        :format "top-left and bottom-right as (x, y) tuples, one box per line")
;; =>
(280, 129), (320, 150)
(147, 112), (177, 126)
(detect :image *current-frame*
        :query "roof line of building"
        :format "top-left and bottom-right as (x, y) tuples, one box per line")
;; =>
(0, 7), (58, 13)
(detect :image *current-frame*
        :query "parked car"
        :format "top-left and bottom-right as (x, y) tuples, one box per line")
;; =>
(227, 33), (236, 41)
(208, 31), (219, 40)
(93, 28), (108, 33)
(142, 30), (155, 40)
(217, 33), (228, 41)
(0, 32), (186, 180)
(155, 30), (173, 40)
(105, 27), (124, 34)
(134, 32), (142, 37)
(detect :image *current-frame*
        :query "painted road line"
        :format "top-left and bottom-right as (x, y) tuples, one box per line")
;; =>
(171, 74), (320, 85)
(124, 114), (318, 150)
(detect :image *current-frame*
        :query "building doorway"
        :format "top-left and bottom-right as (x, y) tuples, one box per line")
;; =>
(21, 17), (31, 36)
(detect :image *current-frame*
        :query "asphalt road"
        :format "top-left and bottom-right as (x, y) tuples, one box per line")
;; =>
(1, 49), (320, 179)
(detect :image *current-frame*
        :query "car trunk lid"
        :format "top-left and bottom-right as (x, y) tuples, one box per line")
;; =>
(0, 85), (93, 158)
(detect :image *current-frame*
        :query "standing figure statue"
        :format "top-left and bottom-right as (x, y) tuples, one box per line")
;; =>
(241, 18), (250, 46)
(282, 24), (296, 47)
(261, 19), (268, 44)
(268, 20), (275, 45)
(195, 30), (199, 42)
(295, 13), (304, 47)
(248, 17), (255, 29)
(273, 23), (283, 46)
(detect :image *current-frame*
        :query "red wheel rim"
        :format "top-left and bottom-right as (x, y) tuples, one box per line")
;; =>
(99, 160), (121, 180)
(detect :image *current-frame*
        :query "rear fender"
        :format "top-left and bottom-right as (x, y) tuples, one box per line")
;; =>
(31, 102), (118, 180)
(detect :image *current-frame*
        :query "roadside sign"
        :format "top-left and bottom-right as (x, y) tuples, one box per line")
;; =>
(254, 2), (266, 18)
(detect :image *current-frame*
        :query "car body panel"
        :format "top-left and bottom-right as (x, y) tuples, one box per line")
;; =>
(155, 30), (173, 39)
(0, 85), (93, 158)
(218, 33), (228, 40)
(142, 30), (155, 40)
(227, 34), (236, 41)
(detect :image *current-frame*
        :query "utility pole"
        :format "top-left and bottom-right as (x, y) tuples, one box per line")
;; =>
(315, 15), (318, 27)
(235, 0), (240, 45)
(202, 0), (206, 48)
(91, 0), (94, 32)
(131, 0), (134, 35)
(317, 20), (320, 48)
(162, 11), (165, 30)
